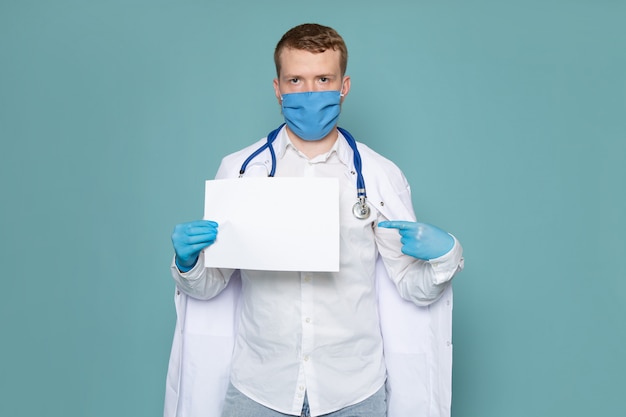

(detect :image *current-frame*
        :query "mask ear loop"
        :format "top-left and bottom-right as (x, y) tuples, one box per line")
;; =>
(277, 81), (285, 105)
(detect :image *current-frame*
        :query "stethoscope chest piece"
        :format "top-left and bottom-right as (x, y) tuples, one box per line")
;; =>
(352, 198), (371, 219)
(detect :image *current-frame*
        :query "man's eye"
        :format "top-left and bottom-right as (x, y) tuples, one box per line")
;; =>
(289, 78), (299, 84)
(320, 77), (328, 82)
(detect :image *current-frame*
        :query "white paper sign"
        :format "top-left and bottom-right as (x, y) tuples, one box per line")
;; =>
(203, 177), (339, 271)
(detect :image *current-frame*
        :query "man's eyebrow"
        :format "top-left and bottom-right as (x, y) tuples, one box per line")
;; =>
(281, 73), (337, 79)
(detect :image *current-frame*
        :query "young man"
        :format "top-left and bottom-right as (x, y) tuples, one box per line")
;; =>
(166, 24), (464, 417)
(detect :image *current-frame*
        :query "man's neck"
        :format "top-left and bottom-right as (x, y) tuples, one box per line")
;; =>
(286, 126), (339, 159)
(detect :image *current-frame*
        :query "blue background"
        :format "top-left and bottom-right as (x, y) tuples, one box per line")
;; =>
(1, 1), (624, 416)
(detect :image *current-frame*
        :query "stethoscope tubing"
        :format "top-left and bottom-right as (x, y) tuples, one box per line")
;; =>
(239, 124), (369, 218)
(239, 124), (283, 178)
(337, 126), (366, 200)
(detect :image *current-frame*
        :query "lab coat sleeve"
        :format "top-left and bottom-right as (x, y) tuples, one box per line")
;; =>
(170, 255), (236, 301)
(170, 143), (262, 301)
(429, 235), (465, 284)
(376, 219), (463, 306)
(361, 142), (464, 307)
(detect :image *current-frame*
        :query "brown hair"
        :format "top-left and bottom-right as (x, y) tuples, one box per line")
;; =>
(274, 23), (348, 77)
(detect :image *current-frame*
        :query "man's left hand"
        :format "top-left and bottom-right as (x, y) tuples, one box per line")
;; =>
(378, 220), (454, 261)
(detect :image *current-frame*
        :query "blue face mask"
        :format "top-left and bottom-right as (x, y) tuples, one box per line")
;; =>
(280, 90), (342, 141)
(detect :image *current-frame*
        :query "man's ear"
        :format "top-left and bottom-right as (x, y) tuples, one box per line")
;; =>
(273, 79), (282, 105)
(340, 75), (351, 102)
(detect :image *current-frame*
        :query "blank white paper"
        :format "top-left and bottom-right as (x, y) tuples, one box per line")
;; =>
(203, 177), (339, 272)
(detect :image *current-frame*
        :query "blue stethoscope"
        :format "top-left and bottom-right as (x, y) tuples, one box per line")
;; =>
(239, 123), (371, 219)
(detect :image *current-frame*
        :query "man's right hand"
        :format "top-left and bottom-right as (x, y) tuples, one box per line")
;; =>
(171, 220), (219, 272)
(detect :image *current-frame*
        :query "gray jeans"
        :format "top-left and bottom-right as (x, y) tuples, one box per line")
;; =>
(221, 383), (387, 417)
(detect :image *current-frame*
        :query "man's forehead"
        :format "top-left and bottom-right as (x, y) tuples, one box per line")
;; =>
(278, 48), (342, 75)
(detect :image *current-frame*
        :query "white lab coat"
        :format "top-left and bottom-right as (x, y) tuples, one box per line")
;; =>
(164, 136), (459, 417)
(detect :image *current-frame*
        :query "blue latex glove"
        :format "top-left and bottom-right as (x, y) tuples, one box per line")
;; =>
(378, 220), (454, 261)
(171, 220), (219, 272)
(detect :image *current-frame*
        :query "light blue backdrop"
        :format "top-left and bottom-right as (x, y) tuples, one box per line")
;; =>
(1, 1), (624, 416)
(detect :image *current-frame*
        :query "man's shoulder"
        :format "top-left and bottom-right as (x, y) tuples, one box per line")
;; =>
(356, 140), (414, 218)
(356, 141), (405, 177)
(214, 137), (267, 179)
(221, 138), (268, 164)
